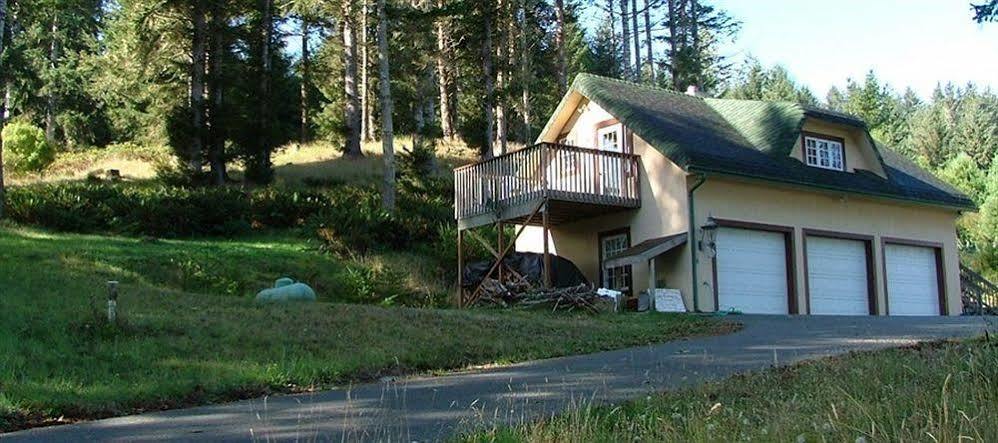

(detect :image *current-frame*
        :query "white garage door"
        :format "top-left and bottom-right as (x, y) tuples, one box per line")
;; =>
(716, 227), (789, 314)
(885, 244), (941, 316)
(806, 236), (870, 315)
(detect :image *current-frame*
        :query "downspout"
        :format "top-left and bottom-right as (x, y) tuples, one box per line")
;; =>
(687, 173), (707, 312)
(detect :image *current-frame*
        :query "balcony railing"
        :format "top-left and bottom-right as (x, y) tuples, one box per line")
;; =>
(454, 143), (641, 223)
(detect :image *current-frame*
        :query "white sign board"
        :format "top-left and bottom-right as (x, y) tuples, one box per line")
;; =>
(652, 288), (686, 313)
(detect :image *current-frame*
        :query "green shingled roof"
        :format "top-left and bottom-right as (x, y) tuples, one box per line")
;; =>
(561, 73), (974, 210)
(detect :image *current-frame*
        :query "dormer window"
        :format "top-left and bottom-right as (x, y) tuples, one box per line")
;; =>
(804, 134), (845, 171)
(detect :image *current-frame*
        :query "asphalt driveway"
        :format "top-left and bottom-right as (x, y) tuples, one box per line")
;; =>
(2, 315), (992, 442)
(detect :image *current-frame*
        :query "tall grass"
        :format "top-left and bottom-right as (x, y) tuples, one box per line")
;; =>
(468, 335), (998, 442)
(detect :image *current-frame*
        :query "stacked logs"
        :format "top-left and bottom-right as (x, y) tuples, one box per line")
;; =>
(475, 274), (610, 313)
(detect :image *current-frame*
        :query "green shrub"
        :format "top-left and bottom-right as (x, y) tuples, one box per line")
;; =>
(5, 181), (455, 247)
(5, 183), (327, 237)
(2, 122), (56, 172)
(306, 184), (454, 256)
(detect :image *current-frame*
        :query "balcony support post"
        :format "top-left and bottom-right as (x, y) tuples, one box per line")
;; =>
(542, 198), (552, 289)
(497, 221), (505, 282)
(457, 228), (464, 307)
(462, 200), (545, 307)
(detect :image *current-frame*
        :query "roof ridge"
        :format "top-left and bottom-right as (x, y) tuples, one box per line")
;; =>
(573, 73), (706, 101)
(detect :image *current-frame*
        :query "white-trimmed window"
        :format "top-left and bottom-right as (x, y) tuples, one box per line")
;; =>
(600, 232), (631, 293)
(597, 124), (623, 153)
(804, 135), (845, 171)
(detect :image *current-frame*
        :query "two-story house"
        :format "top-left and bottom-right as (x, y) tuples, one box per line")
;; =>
(454, 74), (974, 316)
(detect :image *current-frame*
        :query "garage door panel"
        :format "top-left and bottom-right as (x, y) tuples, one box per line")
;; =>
(716, 228), (789, 315)
(885, 243), (940, 316)
(807, 236), (870, 316)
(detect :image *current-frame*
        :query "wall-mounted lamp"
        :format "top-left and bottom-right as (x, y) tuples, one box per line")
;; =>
(699, 216), (719, 258)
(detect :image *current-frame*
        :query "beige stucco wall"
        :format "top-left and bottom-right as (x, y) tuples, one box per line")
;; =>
(692, 177), (963, 315)
(790, 119), (886, 176)
(556, 98), (610, 147)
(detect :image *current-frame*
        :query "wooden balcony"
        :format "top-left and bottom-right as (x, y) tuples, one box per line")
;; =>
(454, 143), (641, 230)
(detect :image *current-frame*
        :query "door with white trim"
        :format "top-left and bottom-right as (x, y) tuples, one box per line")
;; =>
(596, 124), (624, 197)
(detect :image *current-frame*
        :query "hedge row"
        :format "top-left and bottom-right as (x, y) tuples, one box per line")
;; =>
(4, 183), (453, 251)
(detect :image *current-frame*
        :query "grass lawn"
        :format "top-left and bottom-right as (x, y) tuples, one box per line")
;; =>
(467, 338), (998, 442)
(0, 226), (735, 432)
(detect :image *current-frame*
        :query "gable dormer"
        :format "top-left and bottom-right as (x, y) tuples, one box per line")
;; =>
(790, 117), (887, 178)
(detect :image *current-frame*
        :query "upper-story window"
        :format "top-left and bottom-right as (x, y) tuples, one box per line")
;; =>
(597, 124), (623, 153)
(804, 135), (844, 171)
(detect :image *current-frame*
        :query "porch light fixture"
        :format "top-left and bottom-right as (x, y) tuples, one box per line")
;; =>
(700, 216), (719, 258)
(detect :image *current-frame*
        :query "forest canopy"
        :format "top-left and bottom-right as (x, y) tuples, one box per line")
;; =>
(0, 0), (996, 273)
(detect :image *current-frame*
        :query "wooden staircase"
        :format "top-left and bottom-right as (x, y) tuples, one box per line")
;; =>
(961, 265), (998, 315)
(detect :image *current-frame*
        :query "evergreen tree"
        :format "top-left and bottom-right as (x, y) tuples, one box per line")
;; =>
(0, 0), (6, 219)
(954, 91), (998, 169)
(938, 152), (987, 203)
(973, 0), (997, 22)
(6, 0), (108, 148)
(662, 0), (739, 92)
(841, 71), (893, 135)
(825, 86), (846, 112)
(723, 59), (816, 105)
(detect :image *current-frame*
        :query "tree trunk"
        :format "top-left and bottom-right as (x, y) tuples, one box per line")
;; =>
(207, 4), (226, 185)
(495, 0), (508, 155)
(667, 0), (679, 90)
(607, 0), (616, 67)
(255, 0), (274, 180)
(0, 0), (7, 219)
(631, 0), (640, 77)
(361, 0), (372, 142)
(553, 0), (566, 95)
(190, 0), (207, 173)
(481, 5), (494, 159)
(342, 0), (363, 157)
(46, 16), (59, 143)
(689, 0), (700, 89)
(619, 0), (630, 80)
(436, 0), (454, 139)
(519, 0), (531, 142)
(300, 17), (310, 143)
(644, 0), (654, 82)
(377, 0), (395, 211)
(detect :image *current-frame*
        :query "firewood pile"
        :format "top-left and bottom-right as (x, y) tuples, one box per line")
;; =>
(474, 274), (610, 313)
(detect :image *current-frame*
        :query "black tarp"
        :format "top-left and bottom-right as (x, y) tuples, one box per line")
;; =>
(462, 252), (590, 289)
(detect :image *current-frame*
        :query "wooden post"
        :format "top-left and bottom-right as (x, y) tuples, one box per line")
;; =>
(542, 200), (551, 289)
(497, 222), (504, 282)
(107, 281), (119, 323)
(648, 258), (656, 311)
(457, 229), (464, 307)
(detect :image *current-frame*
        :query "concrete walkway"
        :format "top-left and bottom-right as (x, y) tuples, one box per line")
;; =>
(3, 315), (992, 442)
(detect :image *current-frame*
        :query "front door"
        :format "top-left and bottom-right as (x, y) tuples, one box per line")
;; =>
(600, 231), (632, 294)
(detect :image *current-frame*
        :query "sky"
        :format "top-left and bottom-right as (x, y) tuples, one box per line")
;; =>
(710, 0), (998, 99)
